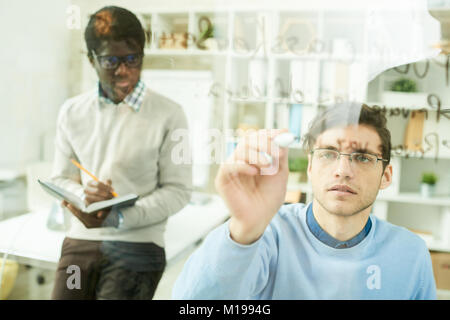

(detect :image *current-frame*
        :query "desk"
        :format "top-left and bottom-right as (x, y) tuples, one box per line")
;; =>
(0, 210), (64, 269)
(0, 194), (229, 270)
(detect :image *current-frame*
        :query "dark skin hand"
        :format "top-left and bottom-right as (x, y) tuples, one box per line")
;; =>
(62, 179), (115, 228)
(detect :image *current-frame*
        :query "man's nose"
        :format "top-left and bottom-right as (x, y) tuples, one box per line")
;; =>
(114, 62), (128, 76)
(334, 154), (354, 178)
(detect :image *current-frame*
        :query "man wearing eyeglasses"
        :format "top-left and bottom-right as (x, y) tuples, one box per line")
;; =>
(172, 102), (436, 299)
(50, 6), (192, 299)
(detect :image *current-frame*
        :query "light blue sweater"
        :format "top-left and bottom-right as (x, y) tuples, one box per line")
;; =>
(172, 203), (437, 299)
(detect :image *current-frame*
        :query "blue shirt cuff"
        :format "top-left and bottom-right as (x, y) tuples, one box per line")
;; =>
(117, 209), (124, 228)
(102, 207), (123, 228)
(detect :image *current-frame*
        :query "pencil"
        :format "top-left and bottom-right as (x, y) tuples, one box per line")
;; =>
(70, 159), (118, 197)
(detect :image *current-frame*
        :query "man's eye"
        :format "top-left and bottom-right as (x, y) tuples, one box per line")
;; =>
(125, 55), (137, 62)
(354, 154), (371, 163)
(104, 56), (118, 66)
(321, 151), (337, 159)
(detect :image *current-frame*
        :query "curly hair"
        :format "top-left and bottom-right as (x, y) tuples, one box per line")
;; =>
(302, 102), (392, 169)
(84, 6), (145, 58)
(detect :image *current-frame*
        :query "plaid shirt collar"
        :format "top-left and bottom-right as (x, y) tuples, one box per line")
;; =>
(98, 80), (146, 112)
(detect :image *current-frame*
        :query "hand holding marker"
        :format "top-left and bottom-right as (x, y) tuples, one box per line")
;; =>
(263, 132), (299, 164)
(273, 132), (299, 148)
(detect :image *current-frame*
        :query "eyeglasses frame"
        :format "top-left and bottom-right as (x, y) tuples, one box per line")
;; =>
(91, 51), (144, 70)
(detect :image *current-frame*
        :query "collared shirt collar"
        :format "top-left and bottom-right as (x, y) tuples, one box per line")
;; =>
(98, 79), (146, 112)
(306, 203), (372, 249)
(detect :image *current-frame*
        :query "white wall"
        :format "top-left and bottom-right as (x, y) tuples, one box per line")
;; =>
(0, 0), (71, 171)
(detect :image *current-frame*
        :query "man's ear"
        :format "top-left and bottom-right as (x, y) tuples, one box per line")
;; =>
(379, 163), (393, 190)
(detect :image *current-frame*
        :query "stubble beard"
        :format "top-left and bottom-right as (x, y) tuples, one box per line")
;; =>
(315, 195), (374, 218)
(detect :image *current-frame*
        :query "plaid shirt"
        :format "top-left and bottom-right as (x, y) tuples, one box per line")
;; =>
(96, 79), (147, 227)
(98, 79), (146, 112)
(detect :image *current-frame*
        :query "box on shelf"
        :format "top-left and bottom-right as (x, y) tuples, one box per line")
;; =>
(381, 91), (428, 108)
(403, 111), (425, 151)
(430, 251), (450, 290)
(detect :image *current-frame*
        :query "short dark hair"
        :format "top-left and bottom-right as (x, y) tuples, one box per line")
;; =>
(84, 6), (145, 58)
(303, 103), (392, 169)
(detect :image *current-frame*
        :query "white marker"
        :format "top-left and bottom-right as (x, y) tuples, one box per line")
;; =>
(262, 132), (299, 164)
(273, 132), (298, 148)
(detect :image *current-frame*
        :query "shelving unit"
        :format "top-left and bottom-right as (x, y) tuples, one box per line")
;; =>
(134, 8), (369, 133)
(122, 8), (371, 194)
(123, 8), (450, 254)
(71, 3), (450, 297)
(367, 56), (450, 257)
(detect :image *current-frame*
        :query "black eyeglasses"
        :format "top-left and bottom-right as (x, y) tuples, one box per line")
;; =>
(92, 52), (143, 70)
(310, 148), (388, 169)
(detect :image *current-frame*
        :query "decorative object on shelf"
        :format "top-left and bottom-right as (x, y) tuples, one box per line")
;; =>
(158, 32), (188, 49)
(144, 23), (152, 48)
(278, 18), (316, 55)
(421, 172), (438, 197)
(390, 78), (417, 93)
(288, 157), (308, 183)
(381, 77), (428, 108)
(197, 16), (216, 50)
(429, 9), (450, 56)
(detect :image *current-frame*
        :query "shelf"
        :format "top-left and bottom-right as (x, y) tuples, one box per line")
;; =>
(143, 49), (368, 62)
(366, 101), (450, 111)
(283, 186), (450, 208)
(377, 192), (450, 206)
(230, 97), (268, 103)
(144, 48), (228, 56)
(271, 52), (365, 62)
(273, 99), (317, 105)
(428, 240), (450, 253)
(390, 153), (450, 161)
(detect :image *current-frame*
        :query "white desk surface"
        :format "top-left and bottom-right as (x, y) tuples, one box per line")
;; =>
(0, 195), (229, 270)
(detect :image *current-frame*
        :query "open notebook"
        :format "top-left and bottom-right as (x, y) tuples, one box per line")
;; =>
(38, 179), (138, 214)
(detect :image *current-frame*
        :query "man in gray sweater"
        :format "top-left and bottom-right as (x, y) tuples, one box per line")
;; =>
(51, 6), (192, 299)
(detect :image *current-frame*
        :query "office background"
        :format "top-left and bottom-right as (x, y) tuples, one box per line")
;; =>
(0, 0), (449, 299)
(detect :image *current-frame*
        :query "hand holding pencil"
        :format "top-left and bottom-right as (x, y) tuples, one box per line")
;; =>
(62, 159), (118, 227)
(71, 159), (118, 197)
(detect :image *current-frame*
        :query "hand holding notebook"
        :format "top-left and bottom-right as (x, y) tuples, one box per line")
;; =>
(38, 179), (138, 214)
